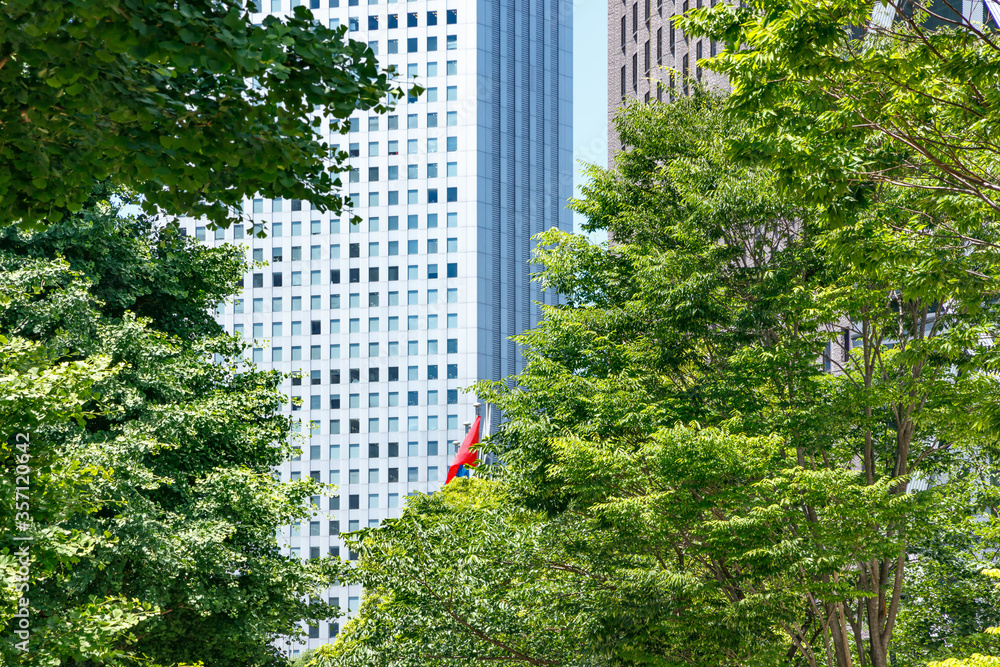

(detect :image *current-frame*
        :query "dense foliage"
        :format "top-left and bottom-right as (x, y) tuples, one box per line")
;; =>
(0, 189), (338, 666)
(322, 93), (1000, 667)
(0, 0), (406, 229)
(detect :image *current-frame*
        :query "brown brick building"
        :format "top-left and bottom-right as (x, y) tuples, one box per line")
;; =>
(607, 0), (728, 157)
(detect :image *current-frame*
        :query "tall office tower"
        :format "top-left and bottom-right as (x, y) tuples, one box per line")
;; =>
(607, 0), (727, 156)
(184, 0), (572, 657)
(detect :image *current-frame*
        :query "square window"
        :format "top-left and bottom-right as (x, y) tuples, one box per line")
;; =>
(407, 366), (418, 381)
(427, 10), (438, 25)
(407, 37), (417, 52)
(446, 35), (457, 50)
(427, 338), (438, 353)
(388, 39), (398, 53)
(447, 137), (457, 151)
(407, 467), (418, 482)
(428, 264), (438, 279)
(408, 214), (419, 229)
(427, 364), (438, 380)
(427, 162), (438, 177)
(408, 164), (419, 179)
(426, 87), (438, 102)
(427, 36), (437, 51)
(447, 110), (457, 126)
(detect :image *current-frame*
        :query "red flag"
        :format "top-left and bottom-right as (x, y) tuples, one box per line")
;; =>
(446, 415), (481, 484)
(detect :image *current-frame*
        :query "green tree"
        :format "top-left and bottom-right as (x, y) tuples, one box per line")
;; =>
(677, 0), (1000, 221)
(0, 189), (339, 666)
(0, 0), (408, 229)
(327, 94), (1000, 667)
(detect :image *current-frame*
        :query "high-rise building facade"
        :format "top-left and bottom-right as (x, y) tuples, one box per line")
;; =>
(607, 0), (726, 155)
(184, 0), (572, 656)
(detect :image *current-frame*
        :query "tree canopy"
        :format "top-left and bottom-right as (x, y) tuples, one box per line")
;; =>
(0, 0), (406, 229)
(321, 92), (1000, 667)
(0, 188), (340, 666)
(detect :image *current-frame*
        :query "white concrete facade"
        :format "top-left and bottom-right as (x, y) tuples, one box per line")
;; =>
(186, 0), (572, 655)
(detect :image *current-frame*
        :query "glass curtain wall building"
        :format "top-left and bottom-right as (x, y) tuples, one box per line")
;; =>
(184, 0), (572, 655)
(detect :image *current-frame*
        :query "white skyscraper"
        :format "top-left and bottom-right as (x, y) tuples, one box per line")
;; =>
(191, 0), (572, 655)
